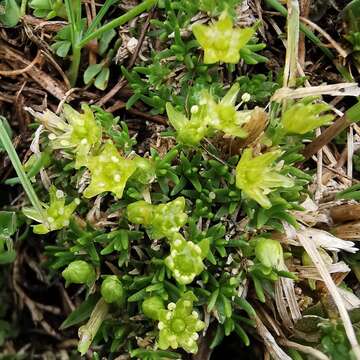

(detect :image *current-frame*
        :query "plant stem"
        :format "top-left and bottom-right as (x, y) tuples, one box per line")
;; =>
(283, 0), (299, 88)
(20, 0), (27, 16)
(68, 44), (82, 87)
(64, 0), (83, 86)
(78, 298), (109, 355)
(78, 0), (156, 48)
(0, 117), (44, 220)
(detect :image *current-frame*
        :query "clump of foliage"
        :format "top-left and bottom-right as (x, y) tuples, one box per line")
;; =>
(2, 0), (360, 359)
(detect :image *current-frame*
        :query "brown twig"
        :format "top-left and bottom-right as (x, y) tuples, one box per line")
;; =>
(0, 51), (41, 76)
(303, 115), (354, 160)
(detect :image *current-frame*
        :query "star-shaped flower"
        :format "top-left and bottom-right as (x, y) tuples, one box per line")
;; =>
(166, 102), (211, 146)
(83, 141), (137, 199)
(23, 185), (80, 234)
(165, 234), (209, 285)
(202, 83), (250, 138)
(29, 104), (102, 168)
(157, 292), (205, 353)
(192, 12), (255, 64)
(235, 149), (294, 208)
(281, 99), (334, 135)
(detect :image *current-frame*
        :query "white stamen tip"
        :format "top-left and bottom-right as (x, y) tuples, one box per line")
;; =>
(241, 93), (251, 103)
(167, 302), (176, 310)
(56, 190), (64, 199)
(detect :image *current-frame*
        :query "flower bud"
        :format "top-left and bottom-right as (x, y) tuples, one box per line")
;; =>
(142, 296), (165, 320)
(255, 238), (283, 269)
(101, 275), (124, 304)
(127, 200), (153, 225)
(62, 260), (95, 286)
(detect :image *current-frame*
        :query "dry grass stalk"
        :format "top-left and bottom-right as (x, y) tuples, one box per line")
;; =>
(278, 338), (330, 360)
(297, 233), (360, 359)
(296, 262), (351, 280)
(254, 315), (292, 360)
(272, 83), (360, 102)
(283, 0), (299, 88)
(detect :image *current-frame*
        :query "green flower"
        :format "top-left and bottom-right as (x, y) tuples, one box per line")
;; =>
(157, 292), (205, 353)
(142, 296), (165, 320)
(192, 12), (255, 64)
(281, 99), (334, 135)
(62, 260), (96, 286)
(30, 104), (102, 168)
(83, 141), (137, 199)
(166, 102), (211, 146)
(127, 197), (188, 239)
(165, 234), (209, 285)
(255, 238), (283, 270)
(23, 185), (79, 234)
(202, 83), (250, 138)
(235, 148), (294, 208)
(101, 275), (124, 304)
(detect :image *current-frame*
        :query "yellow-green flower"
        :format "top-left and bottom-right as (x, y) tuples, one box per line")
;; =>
(235, 149), (294, 208)
(62, 104), (102, 168)
(281, 99), (334, 135)
(83, 141), (137, 199)
(165, 234), (209, 285)
(166, 102), (211, 146)
(127, 197), (188, 239)
(23, 185), (79, 234)
(157, 292), (205, 353)
(192, 12), (255, 64)
(202, 83), (250, 138)
(30, 104), (102, 168)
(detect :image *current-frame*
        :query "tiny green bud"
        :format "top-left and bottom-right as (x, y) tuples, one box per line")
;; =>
(101, 275), (124, 304)
(62, 260), (96, 286)
(142, 296), (165, 320)
(255, 238), (283, 270)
